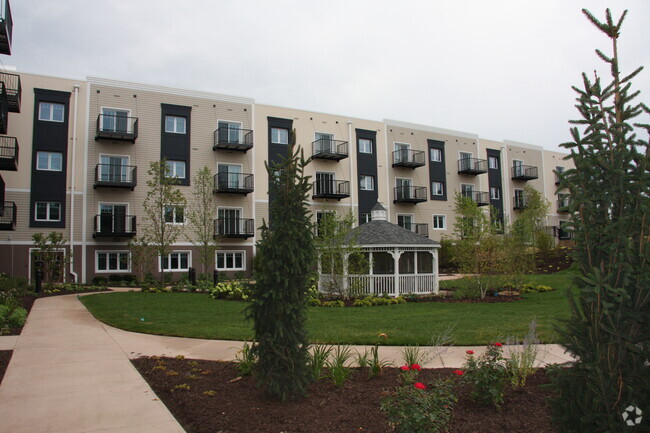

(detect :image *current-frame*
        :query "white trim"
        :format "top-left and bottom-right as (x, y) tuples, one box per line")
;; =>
(503, 139), (544, 151)
(38, 102), (65, 122)
(164, 204), (186, 225)
(431, 181), (445, 196)
(159, 250), (192, 272)
(34, 201), (62, 222)
(490, 186), (501, 200)
(358, 137), (373, 154)
(35, 151), (64, 172)
(98, 152), (131, 165)
(394, 141), (411, 150)
(99, 106), (134, 133)
(383, 118), (478, 140)
(270, 127), (289, 145)
(165, 160), (187, 179)
(359, 174), (375, 191)
(395, 177), (412, 187)
(164, 115), (187, 134)
(98, 202), (130, 214)
(430, 147), (442, 162)
(215, 250), (246, 271)
(459, 150), (473, 159)
(314, 131), (335, 140)
(95, 250), (132, 273)
(432, 214), (446, 230)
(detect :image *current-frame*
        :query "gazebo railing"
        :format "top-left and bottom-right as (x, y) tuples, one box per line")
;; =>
(319, 273), (438, 297)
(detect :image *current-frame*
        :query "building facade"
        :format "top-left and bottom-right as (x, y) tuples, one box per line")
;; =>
(0, 71), (573, 283)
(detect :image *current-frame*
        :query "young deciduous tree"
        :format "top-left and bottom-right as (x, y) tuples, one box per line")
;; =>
(141, 160), (186, 288)
(549, 9), (650, 432)
(128, 236), (155, 283)
(186, 166), (219, 276)
(32, 232), (69, 287)
(247, 130), (317, 402)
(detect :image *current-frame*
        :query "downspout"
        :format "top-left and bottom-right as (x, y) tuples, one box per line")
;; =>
(69, 83), (80, 283)
(347, 121), (354, 224)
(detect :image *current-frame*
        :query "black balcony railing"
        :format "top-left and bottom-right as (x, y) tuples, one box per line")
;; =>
(94, 164), (137, 190)
(458, 158), (488, 175)
(0, 72), (20, 112)
(513, 195), (528, 210)
(557, 196), (570, 213)
(511, 164), (538, 181)
(213, 172), (254, 195)
(462, 190), (489, 206)
(93, 214), (136, 238)
(394, 186), (427, 203)
(392, 149), (426, 168)
(0, 0), (13, 55)
(214, 218), (255, 239)
(96, 114), (139, 143)
(312, 180), (350, 200)
(213, 127), (254, 152)
(312, 139), (348, 161)
(0, 82), (8, 135)
(0, 174), (4, 204)
(553, 225), (573, 240)
(400, 222), (429, 238)
(0, 201), (16, 230)
(0, 136), (18, 171)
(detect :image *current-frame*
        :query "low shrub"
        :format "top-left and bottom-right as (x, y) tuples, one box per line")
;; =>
(519, 284), (556, 294)
(92, 276), (108, 286)
(463, 343), (507, 409)
(209, 281), (250, 301)
(452, 286), (481, 300)
(322, 300), (345, 308)
(234, 341), (257, 377)
(307, 298), (322, 307)
(0, 304), (28, 334)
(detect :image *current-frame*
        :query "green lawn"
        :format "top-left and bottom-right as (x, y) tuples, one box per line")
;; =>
(80, 271), (576, 346)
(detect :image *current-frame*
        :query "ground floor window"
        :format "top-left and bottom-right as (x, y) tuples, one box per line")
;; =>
(160, 251), (191, 271)
(96, 251), (130, 272)
(216, 251), (245, 271)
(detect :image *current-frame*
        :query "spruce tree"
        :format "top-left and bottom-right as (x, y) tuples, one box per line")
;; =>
(549, 9), (649, 432)
(247, 130), (317, 401)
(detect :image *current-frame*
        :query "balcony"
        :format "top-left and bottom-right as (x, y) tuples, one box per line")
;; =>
(552, 225), (573, 240)
(213, 127), (253, 152)
(95, 114), (139, 143)
(392, 149), (425, 168)
(214, 218), (255, 239)
(393, 186), (427, 204)
(0, 136), (18, 170)
(458, 158), (487, 175)
(462, 190), (489, 206)
(0, 201), (15, 230)
(511, 165), (538, 181)
(213, 172), (254, 195)
(0, 72), (20, 112)
(312, 139), (348, 161)
(557, 196), (570, 213)
(513, 195), (528, 210)
(94, 164), (137, 190)
(0, 174), (3, 203)
(0, 82), (7, 134)
(93, 214), (136, 238)
(0, 0), (12, 55)
(312, 180), (350, 200)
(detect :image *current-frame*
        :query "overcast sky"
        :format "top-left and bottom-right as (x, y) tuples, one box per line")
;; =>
(6, 0), (650, 152)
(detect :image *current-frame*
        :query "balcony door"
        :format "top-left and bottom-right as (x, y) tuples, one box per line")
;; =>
(459, 152), (472, 171)
(315, 132), (334, 154)
(218, 208), (241, 235)
(100, 204), (127, 234)
(100, 155), (129, 183)
(218, 164), (241, 189)
(395, 143), (410, 164)
(218, 121), (242, 144)
(316, 172), (335, 195)
(397, 214), (413, 231)
(102, 108), (129, 133)
(461, 184), (474, 199)
(513, 159), (523, 177)
(396, 178), (412, 200)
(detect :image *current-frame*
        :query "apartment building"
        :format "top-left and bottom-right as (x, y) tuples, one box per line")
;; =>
(0, 69), (574, 283)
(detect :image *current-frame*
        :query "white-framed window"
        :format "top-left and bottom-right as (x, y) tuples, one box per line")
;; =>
(101, 108), (131, 133)
(96, 251), (131, 272)
(360, 213), (371, 224)
(490, 186), (500, 200)
(165, 160), (186, 179)
(165, 115), (186, 134)
(430, 148), (442, 162)
(216, 251), (246, 271)
(38, 102), (65, 122)
(160, 251), (191, 272)
(164, 205), (185, 225)
(359, 175), (374, 191)
(36, 151), (63, 171)
(433, 215), (446, 230)
(35, 201), (61, 222)
(358, 138), (373, 154)
(217, 120), (243, 143)
(271, 127), (289, 145)
(431, 181), (444, 196)
(488, 156), (499, 169)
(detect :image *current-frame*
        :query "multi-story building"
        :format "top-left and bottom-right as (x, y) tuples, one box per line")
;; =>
(0, 70), (574, 283)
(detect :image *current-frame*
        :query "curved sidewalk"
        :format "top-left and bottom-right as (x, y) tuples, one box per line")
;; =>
(0, 293), (576, 433)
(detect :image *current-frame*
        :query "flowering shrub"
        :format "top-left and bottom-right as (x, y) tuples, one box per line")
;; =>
(380, 365), (459, 433)
(462, 343), (507, 409)
(209, 281), (250, 301)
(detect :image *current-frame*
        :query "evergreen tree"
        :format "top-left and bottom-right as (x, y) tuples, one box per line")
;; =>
(247, 130), (317, 401)
(549, 9), (649, 432)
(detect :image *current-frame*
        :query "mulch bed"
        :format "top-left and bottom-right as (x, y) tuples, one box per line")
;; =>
(132, 356), (557, 433)
(0, 350), (11, 386)
(535, 247), (574, 274)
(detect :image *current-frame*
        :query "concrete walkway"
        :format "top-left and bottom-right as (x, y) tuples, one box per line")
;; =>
(0, 292), (576, 433)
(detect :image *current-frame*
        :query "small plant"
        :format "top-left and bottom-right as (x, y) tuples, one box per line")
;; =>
(368, 343), (392, 378)
(401, 345), (426, 367)
(327, 345), (353, 388)
(186, 374), (200, 380)
(355, 348), (370, 368)
(209, 281), (251, 301)
(463, 343), (508, 409)
(171, 383), (191, 392)
(505, 320), (540, 388)
(234, 341), (257, 376)
(0, 303), (27, 335)
(152, 365), (167, 371)
(308, 344), (332, 380)
(175, 355), (185, 360)
(307, 298), (322, 307)
(202, 390), (217, 397)
(165, 370), (179, 376)
(322, 300), (345, 307)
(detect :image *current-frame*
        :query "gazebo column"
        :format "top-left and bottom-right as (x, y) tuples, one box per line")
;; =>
(414, 251), (419, 293)
(433, 248), (439, 293)
(343, 252), (349, 294)
(392, 247), (402, 297)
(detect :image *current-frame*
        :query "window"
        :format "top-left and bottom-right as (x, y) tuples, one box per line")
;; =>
(430, 148), (442, 162)
(555, 166), (565, 184)
(36, 151), (63, 171)
(271, 127), (289, 144)
(96, 251), (130, 272)
(360, 213), (371, 224)
(35, 202), (61, 222)
(397, 214), (413, 230)
(160, 251), (190, 271)
(489, 156), (499, 169)
(216, 251), (245, 271)
(164, 205), (185, 224)
(358, 138), (373, 154)
(490, 186), (500, 200)
(433, 215), (446, 230)
(165, 160), (186, 179)
(359, 175), (374, 191)
(165, 115), (186, 134)
(431, 181), (444, 196)
(38, 102), (65, 122)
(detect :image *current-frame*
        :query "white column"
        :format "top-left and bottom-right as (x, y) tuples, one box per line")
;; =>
(393, 247), (401, 297)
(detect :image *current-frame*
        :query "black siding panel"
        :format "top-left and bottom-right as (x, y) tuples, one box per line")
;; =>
(161, 103), (191, 186)
(486, 148), (504, 223)
(30, 89), (71, 228)
(428, 139), (447, 201)
(356, 129), (378, 224)
(267, 117), (293, 226)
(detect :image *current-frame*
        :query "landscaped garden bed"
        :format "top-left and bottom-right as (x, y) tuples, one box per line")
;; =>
(0, 350), (11, 385)
(132, 355), (557, 433)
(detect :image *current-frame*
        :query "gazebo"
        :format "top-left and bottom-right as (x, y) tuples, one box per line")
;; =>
(318, 203), (441, 297)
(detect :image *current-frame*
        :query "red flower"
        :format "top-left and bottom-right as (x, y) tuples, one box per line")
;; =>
(466, 350), (474, 355)
(400, 365), (410, 371)
(453, 370), (464, 376)
(414, 382), (426, 390)
(494, 342), (503, 347)
(411, 363), (421, 371)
